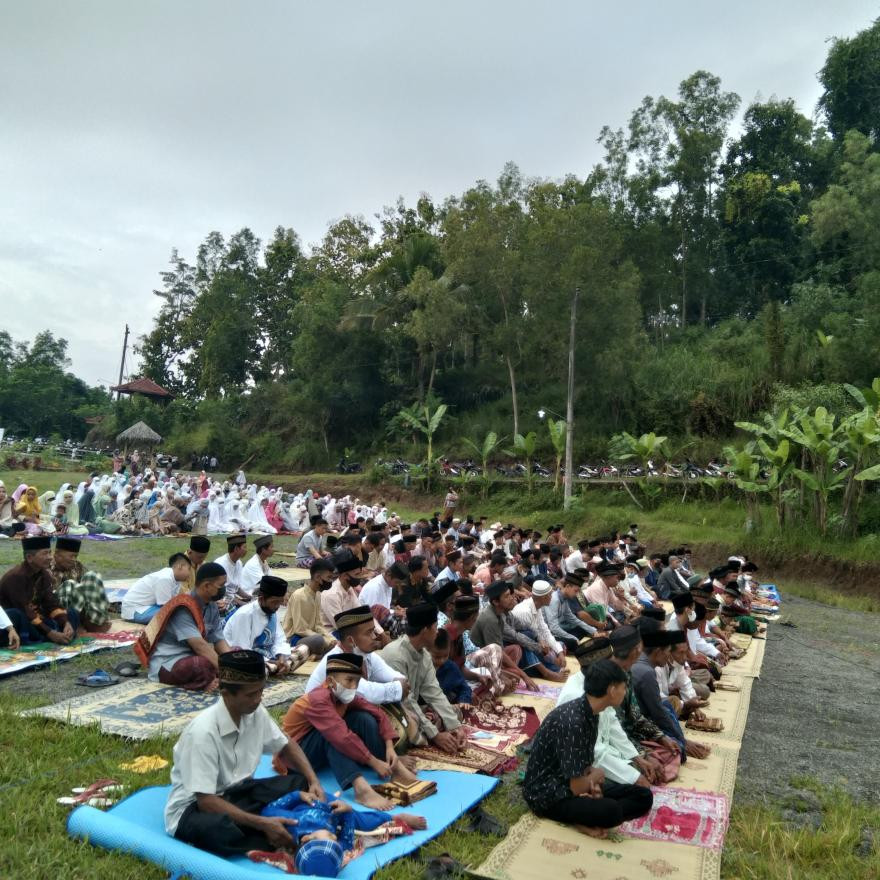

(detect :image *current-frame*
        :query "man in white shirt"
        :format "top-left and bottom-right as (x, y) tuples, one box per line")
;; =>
(657, 630), (710, 709)
(0, 602), (21, 649)
(165, 649), (324, 861)
(215, 534), (249, 606)
(359, 562), (408, 611)
(122, 553), (193, 623)
(223, 575), (301, 676)
(509, 580), (566, 673)
(306, 605), (408, 705)
(433, 549), (462, 587)
(241, 534), (273, 597)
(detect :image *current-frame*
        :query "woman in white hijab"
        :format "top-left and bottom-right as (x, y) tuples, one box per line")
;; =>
(63, 489), (89, 535)
(207, 492), (234, 534)
(247, 493), (276, 534)
(226, 498), (251, 533)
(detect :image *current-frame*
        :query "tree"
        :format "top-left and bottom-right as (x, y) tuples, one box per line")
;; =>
(506, 431), (538, 495)
(460, 430), (504, 498)
(398, 401), (448, 491)
(818, 18), (880, 142)
(546, 419), (566, 493)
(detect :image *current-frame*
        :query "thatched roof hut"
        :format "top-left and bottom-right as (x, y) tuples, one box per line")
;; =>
(116, 421), (162, 450)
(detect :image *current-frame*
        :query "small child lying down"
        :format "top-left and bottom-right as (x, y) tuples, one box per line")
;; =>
(249, 789), (427, 875)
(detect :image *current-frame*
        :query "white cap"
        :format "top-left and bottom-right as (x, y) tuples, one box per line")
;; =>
(531, 579), (553, 597)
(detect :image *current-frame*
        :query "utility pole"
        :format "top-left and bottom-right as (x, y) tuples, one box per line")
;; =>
(564, 287), (579, 511)
(116, 324), (129, 400)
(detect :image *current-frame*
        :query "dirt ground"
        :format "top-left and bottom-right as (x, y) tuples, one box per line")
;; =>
(735, 593), (880, 820)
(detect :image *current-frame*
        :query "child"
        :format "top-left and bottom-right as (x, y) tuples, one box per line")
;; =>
(257, 789), (426, 875)
(430, 628), (472, 705)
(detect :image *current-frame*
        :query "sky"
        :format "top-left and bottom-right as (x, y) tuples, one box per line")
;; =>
(1, 1), (876, 387)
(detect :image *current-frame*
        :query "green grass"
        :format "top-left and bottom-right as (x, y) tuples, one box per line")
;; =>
(723, 780), (879, 879)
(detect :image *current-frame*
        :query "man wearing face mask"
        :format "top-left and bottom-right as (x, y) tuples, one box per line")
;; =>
(282, 559), (337, 658)
(665, 591), (722, 688)
(136, 562), (232, 690)
(224, 575), (305, 676)
(320, 552), (367, 633)
(280, 653), (424, 811)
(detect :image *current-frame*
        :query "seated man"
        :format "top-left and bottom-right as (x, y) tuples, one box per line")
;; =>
(224, 575), (307, 676)
(165, 649), (325, 860)
(558, 637), (662, 787)
(320, 552), (368, 632)
(359, 562), (409, 637)
(524, 658), (653, 837)
(295, 517), (329, 568)
(544, 577), (596, 649)
(430, 628), (472, 705)
(280, 652), (423, 810)
(0, 536), (78, 644)
(121, 553), (193, 624)
(658, 630), (710, 717)
(282, 559), (337, 657)
(49, 536), (111, 633)
(306, 605), (408, 706)
(379, 603), (467, 755)
(470, 580), (560, 683)
(510, 580), (567, 678)
(241, 534), (274, 598)
(135, 562), (232, 690)
(215, 533), (250, 607)
(0, 602), (21, 648)
(631, 629), (710, 760)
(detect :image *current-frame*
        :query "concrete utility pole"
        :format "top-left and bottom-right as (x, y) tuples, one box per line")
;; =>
(564, 287), (579, 511)
(116, 323), (129, 400)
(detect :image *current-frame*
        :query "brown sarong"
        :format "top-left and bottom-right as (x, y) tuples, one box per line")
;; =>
(133, 594), (205, 667)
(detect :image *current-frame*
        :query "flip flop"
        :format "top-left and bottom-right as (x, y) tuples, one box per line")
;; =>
(468, 806), (506, 835)
(425, 854), (469, 880)
(113, 661), (140, 677)
(56, 796), (116, 807)
(76, 669), (120, 688)
(247, 851), (296, 873)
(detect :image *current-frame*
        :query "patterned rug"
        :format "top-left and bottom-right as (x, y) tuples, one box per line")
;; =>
(514, 682), (562, 699)
(0, 631), (140, 677)
(619, 787), (729, 851)
(21, 675), (305, 739)
(461, 702), (541, 755)
(477, 811), (718, 880)
(407, 742), (515, 775)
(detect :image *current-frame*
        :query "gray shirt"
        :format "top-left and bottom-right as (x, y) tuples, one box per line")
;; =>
(545, 590), (596, 641)
(295, 529), (323, 564)
(148, 591), (225, 681)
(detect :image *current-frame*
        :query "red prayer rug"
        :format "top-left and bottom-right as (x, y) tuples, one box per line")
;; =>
(618, 786), (729, 851)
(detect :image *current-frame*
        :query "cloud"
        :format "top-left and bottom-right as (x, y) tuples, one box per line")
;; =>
(1, 0), (875, 384)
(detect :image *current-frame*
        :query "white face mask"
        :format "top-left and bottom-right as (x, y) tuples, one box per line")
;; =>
(332, 682), (358, 704)
(687, 609), (697, 623)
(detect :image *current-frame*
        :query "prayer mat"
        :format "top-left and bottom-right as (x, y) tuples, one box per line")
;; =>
(619, 787), (729, 851)
(498, 691), (557, 721)
(0, 632), (140, 678)
(461, 702), (540, 756)
(513, 682), (562, 699)
(407, 742), (516, 776)
(104, 578), (139, 603)
(68, 757), (498, 880)
(675, 741), (741, 797)
(22, 675), (305, 740)
(477, 811), (719, 880)
(722, 637), (766, 679)
(677, 679), (754, 744)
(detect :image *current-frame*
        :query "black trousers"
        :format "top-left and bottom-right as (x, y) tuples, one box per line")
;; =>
(174, 773), (306, 855)
(539, 782), (653, 829)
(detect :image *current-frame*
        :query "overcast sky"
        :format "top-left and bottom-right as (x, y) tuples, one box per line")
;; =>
(1, 1), (876, 387)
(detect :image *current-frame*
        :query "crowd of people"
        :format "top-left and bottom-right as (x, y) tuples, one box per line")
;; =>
(0, 478), (778, 871)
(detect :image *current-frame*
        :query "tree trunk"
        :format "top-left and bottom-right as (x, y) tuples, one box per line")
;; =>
(426, 350), (438, 398)
(506, 354), (519, 438)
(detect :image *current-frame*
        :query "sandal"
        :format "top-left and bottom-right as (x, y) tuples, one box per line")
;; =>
(425, 853), (468, 880)
(715, 682), (741, 692)
(468, 805), (506, 835)
(76, 669), (120, 688)
(247, 850), (296, 873)
(686, 716), (724, 732)
(114, 661), (140, 677)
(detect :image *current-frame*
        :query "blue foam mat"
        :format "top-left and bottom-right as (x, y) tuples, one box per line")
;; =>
(68, 756), (498, 880)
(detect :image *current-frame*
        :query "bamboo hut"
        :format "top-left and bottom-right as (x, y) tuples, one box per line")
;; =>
(116, 420), (162, 455)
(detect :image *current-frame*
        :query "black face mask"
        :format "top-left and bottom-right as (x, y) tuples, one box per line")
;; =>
(213, 585), (226, 601)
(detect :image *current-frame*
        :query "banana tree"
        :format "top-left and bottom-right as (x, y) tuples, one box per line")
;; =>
(546, 419), (566, 493)
(609, 431), (669, 472)
(460, 430), (504, 499)
(398, 401), (448, 492)
(839, 408), (880, 534)
(505, 431), (538, 495)
(780, 407), (848, 535)
(722, 444), (767, 529)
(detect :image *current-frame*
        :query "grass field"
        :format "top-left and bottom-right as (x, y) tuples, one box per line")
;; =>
(1, 468), (878, 878)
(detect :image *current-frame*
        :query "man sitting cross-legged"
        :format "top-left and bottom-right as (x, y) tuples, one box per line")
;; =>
(279, 652), (423, 811)
(49, 536), (111, 633)
(524, 658), (653, 838)
(135, 562), (232, 690)
(165, 648), (325, 863)
(122, 552), (193, 624)
(224, 575), (309, 676)
(379, 603), (468, 755)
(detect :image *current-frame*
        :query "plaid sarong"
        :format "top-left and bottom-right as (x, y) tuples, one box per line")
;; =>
(57, 571), (110, 626)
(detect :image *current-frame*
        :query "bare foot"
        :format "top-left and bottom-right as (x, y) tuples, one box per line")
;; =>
(354, 787), (394, 811)
(391, 761), (418, 785)
(573, 824), (608, 839)
(397, 755), (419, 773)
(397, 812), (427, 830)
(544, 670), (568, 683)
